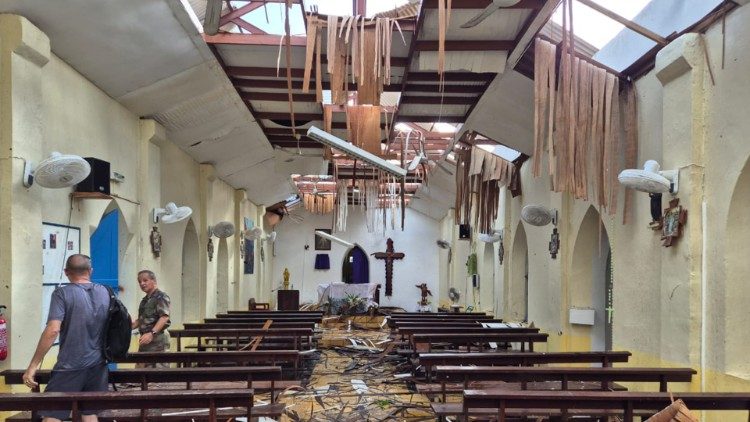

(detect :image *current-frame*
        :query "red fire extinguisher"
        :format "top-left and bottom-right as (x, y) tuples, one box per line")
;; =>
(0, 305), (7, 361)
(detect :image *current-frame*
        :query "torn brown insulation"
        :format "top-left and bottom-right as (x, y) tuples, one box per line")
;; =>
(315, 25), (323, 102)
(331, 34), (348, 105)
(302, 16), (317, 93)
(358, 27), (382, 105)
(303, 192), (335, 214)
(622, 81), (639, 224)
(531, 0), (632, 218)
(346, 105), (382, 156)
(284, 2), (297, 137)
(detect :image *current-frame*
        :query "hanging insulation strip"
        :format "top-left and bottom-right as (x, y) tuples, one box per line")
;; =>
(303, 193), (335, 214)
(621, 81), (639, 224)
(532, 38), (556, 178)
(335, 180), (348, 232)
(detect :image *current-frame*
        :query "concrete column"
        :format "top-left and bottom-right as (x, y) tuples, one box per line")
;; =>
(199, 164), (215, 318)
(0, 15), (50, 370)
(232, 189), (246, 309)
(138, 120), (165, 276)
(654, 33), (707, 374)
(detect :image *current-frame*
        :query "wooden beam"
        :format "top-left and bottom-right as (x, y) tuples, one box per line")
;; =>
(422, 0), (545, 9)
(235, 79), (399, 91)
(242, 92), (318, 102)
(219, 1), (271, 26)
(576, 0), (668, 46)
(270, 141), (324, 149)
(395, 115), (465, 123)
(408, 72), (495, 82)
(415, 40), (516, 51)
(228, 66), (306, 78)
(232, 17), (268, 34)
(203, 0), (223, 35)
(404, 84), (486, 93)
(203, 33), (307, 46)
(256, 112), (322, 120)
(400, 95), (476, 105)
(506, 0), (561, 70)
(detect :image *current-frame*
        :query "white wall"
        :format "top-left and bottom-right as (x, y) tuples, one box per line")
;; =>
(273, 208), (441, 311)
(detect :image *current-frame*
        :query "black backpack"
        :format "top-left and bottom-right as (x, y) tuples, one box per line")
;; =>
(102, 285), (132, 362)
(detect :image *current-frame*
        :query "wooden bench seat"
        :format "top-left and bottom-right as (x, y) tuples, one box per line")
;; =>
(118, 350), (302, 374)
(418, 351), (632, 380)
(170, 328), (313, 351)
(462, 390), (750, 421)
(7, 403), (286, 421)
(417, 380), (628, 396)
(0, 389), (255, 422)
(184, 321), (317, 330)
(411, 333), (548, 353)
(431, 402), (655, 420)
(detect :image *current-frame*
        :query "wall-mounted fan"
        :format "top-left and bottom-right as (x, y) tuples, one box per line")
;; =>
(448, 287), (461, 305)
(521, 205), (557, 227)
(460, 0), (523, 28)
(210, 221), (235, 239)
(152, 202), (193, 224)
(23, 152), (91, 188)
(247, 226), (277, 243)
(436, 239), (452, 263)
(478, 229), (503, 243)
(618, 160), (678, 194)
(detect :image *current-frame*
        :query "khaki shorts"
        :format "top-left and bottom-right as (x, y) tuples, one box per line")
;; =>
(138, 331), (170, 368)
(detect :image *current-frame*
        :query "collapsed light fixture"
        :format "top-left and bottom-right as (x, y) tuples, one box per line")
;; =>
(306, 127), (407, 178)
(314, 230), (355, 248)
(618, 160), (679, 194)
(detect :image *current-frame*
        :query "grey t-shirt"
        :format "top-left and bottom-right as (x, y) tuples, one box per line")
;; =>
(47, 282), (110, 370)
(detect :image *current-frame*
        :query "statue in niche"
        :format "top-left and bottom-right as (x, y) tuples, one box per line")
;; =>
(239, 238), (245, 260)
(207, 238), (214, 262)
(549, 228), (560, 259)
(282, 268), (290, 290)
(150, 226), (162, 258)
(498, 238), (504, 265)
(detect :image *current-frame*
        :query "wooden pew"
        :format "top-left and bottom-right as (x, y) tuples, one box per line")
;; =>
(431, 366), (695, 405)
(0, 389), (254, 422)
(388, 316), (499, 328)
(210, 315), (322, 322)
(461, 390), (750, 421)
(119, 351), (302, 374)
(170, 328), (314, 352)
(411, 332), (548, 353)
(4, 366), (290, 403)
(397, 326), (539, 342)
(385, 312), (487, 316)
(226, 310), (323, 315)
(184, 321), (316, 330)
(419, 351), (632, 380)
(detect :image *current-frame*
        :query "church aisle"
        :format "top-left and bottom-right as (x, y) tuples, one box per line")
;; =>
(278, 321), (435, 421)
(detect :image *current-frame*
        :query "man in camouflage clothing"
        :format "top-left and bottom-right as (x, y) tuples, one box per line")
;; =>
(133, 270), (171, 367)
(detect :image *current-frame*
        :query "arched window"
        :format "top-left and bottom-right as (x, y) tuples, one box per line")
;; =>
(342, 245), (369, 284)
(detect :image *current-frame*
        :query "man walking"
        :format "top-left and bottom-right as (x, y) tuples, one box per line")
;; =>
(133, 270), (171, 366)
(23, 254), (110, 422)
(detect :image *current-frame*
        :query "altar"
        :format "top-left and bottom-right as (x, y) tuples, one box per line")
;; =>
(317, 282), (380, 314)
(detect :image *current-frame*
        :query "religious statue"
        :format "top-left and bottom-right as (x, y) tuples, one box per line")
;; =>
(549, 227), (560, 259)
(282, 267), (290, 290)
(149, 226), (162, 258)
(239, 237), (245, 260)
(207, 238), (214, 262)
(416, 283), (432, 306)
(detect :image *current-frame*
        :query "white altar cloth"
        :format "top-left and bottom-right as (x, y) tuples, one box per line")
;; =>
(317, 282), (379, 309)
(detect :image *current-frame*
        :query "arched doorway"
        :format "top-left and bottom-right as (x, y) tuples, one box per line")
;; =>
(342, 245), (369, 284)
(571, 207), (612, 352)
(479, 242), (495, 312)
(216, 239), (229, 313)
(90, 210), (119, 292)
(508, 223), (528, 322)
(181, 220), (200, 323)
(725, 157), (750, 376)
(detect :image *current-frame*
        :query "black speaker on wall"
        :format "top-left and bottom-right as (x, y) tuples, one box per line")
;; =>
(75, 157), (110, 195)
(458, 224), (471, 240)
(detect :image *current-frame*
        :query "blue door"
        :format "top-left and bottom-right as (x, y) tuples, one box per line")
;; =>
(90, 210), (119, 292)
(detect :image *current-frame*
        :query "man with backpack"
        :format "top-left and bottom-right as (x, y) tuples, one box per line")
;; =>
(132, 270), (171, 367)
(23, 254), (110, 422)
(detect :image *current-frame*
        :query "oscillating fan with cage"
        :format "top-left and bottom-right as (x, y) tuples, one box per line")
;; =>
(478, 230), (502, 243)
(153, 202), (192, 224)
(448, 287), (461, 305)
(521, 205), (557, 227)
(23, 152), (91, 188)
(210, 221), (235, 239)
(246, 227), (276, 242)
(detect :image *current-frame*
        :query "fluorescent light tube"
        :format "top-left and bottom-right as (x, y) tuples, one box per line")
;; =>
(315, 230), (355, 248)
(306, 127), (408, 178)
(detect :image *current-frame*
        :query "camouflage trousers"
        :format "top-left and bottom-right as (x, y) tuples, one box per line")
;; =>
(137, 331), (170, 368)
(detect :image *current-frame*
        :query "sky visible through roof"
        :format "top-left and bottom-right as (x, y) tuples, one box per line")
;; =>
(551, 0), (651, 49)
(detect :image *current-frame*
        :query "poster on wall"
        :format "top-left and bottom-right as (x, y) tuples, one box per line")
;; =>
(42, 222), (81, 332)
(244, 217), (254, 274)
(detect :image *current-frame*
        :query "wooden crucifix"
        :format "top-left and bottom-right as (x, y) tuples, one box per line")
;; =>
(372, 238), (405, 297)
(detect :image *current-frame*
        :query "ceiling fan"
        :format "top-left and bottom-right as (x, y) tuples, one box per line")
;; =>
(460, 0), (523, 28)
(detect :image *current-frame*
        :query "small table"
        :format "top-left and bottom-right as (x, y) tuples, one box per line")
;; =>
(450, 304), (464, 313)
(277, 290), (300, 310)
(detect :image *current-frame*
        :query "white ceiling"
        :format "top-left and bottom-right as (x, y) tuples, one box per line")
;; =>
(1, 0), (308, 205)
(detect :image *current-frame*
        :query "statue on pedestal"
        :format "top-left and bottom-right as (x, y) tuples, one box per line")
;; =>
(282, 267), (290, 290)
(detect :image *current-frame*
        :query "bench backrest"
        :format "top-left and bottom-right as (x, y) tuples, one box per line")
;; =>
(214, 314), (322, 321)
(184, 322), (316, 330)
(0, 389), (254, 421)
(412, 333), (548, 352)
(226, 310), (323, 315)
(462, 390), (750, 421)
(399, 327), (539, 338)
(435, 366), (695, 392)
(119, 350), (300, 367)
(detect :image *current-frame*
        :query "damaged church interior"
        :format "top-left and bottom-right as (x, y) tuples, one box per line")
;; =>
(0, 0), (749, 420)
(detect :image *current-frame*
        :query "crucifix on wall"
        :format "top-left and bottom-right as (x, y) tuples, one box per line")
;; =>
(372, 238), (405, 297)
